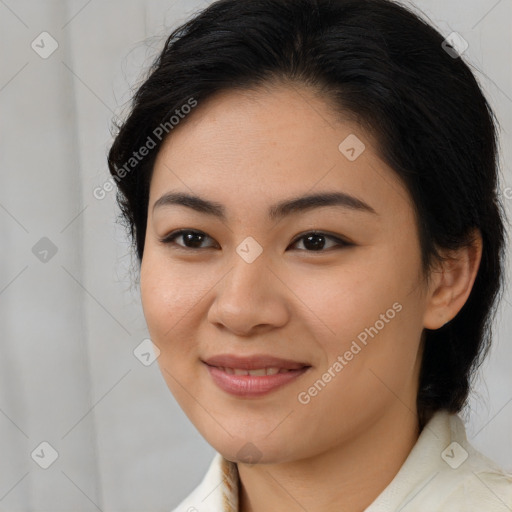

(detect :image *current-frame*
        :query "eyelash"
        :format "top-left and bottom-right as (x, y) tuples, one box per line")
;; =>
(159, 229), (352, 253)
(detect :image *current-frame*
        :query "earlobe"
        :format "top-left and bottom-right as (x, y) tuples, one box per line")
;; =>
(422, 228), (483, 330)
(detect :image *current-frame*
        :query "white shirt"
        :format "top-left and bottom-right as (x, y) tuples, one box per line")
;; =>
(171, 410), (512, 511)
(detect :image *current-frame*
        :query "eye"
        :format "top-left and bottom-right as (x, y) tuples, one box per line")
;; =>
(159, 229), (219, 250)
(159, 229), (351, 252)
(288, 231), (350, 252)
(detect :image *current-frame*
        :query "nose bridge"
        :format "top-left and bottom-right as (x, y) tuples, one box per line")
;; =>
(226, 240), (270, 300)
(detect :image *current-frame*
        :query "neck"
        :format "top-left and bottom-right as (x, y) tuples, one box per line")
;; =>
(238, 406), (420, 512)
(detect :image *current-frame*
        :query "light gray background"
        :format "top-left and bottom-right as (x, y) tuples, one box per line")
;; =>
(0, 1), (510, 511)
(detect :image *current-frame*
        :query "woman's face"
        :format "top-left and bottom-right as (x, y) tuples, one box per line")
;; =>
(140, 84), (432, 463)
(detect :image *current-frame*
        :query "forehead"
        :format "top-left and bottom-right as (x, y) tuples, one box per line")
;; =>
(149, 84), (411, 221)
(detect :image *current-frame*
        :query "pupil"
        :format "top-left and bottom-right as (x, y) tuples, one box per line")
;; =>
(304, 234), (325, 251)
(185, 232), (204, 248)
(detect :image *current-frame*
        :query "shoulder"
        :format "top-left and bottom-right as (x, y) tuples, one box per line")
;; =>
(442, 470), (512, 510)
(438, 434), (512, 511)
(428, 413), (512, 510)
(366, 410), (512, 511)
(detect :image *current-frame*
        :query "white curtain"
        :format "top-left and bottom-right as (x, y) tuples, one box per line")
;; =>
(0, 1), (510, 510)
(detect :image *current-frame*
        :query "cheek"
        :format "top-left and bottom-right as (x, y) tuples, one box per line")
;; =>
(290, 243), (422, 378)
(289, 261), (421, 436)
(289, 254), (406, 343)
(139, 252), (208, 366)
(141, 251), (204, 329)
(140, 253), (210, 410)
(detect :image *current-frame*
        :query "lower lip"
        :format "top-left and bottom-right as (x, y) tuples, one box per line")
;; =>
(204, 363), (311, 397)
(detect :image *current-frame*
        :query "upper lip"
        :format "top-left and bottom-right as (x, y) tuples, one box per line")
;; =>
(203, 354), (311, 370)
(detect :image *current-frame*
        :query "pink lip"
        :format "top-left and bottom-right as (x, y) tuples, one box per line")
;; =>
(205, 365), (309, 397)
(202, 354), (312, 397)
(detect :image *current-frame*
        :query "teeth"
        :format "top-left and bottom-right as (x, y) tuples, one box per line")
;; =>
(247, 368), (267, 376)
(218, 367), (289, 376)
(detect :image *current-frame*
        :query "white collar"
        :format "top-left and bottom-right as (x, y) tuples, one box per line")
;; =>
(172, 410), (512, 511)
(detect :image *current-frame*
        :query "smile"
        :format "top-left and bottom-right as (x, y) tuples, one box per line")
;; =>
(213, 367), (295, 376)
(204, 363), (311, 397)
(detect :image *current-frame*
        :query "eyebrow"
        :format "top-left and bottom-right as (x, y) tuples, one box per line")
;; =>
(152, 190), (378, 221)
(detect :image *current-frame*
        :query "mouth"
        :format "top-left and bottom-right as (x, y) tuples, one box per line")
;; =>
(201, 354), (312, 397)
(202, 353), (310, 371)
(206, 366), (302, 376)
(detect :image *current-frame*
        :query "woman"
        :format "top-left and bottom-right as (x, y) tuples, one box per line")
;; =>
(107, 0), (512, 510)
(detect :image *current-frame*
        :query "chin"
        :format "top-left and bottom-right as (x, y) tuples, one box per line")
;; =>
(208, 433), (300, 466)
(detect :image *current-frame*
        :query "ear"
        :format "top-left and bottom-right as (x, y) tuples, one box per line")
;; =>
(423, 228), (483, 330)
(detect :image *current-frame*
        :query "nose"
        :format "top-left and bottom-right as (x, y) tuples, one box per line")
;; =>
(207, 251), (290, 336)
